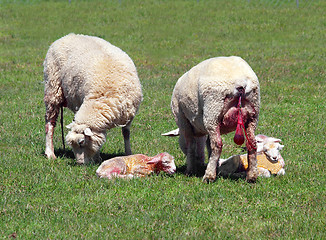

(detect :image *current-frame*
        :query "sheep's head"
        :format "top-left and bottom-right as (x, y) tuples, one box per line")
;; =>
(66, 122), (106, 164)
(147, 152), (176, 174)
(256, 134), (284, 162)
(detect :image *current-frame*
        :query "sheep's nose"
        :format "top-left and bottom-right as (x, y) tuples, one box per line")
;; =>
(272, 157), (278, 162)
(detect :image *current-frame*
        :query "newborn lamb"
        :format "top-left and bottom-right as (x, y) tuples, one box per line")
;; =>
(96, 153), (176, 179)
(219, 134), (285, 178)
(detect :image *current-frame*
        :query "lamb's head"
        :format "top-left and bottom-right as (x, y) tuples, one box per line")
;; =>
(147, 152), (176, 174)
(66, 122), (106, 164)
(256, 134), (284, 162)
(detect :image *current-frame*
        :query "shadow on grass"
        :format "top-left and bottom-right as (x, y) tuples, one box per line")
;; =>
(176, 164), (206, 178)
(42, 148), (126, 166)
(176, 164), (246, 181)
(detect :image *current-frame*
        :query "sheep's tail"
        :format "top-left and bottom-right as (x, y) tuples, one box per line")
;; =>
(60, 105), (65, 151)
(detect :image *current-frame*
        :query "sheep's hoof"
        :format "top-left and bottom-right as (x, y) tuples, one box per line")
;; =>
(76, 160), (86, 165)
(45, 152), (57, 159)
(246, 169), (258, 183)
(186, 165), (206, 177)
(202, 174), (216, 184)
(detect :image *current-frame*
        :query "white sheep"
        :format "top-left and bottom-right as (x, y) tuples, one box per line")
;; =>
(170, 56), (260, 183)
(44, 33), (143, 164)
(96, 152), (176, 179)
(219, 134), (285, 178)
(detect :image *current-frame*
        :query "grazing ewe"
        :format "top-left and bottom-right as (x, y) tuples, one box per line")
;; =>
(219, 134), (285, 178)
(44, 33), (143, 164)
(171, 56), (260, 183)
(96, 153), (176, 179)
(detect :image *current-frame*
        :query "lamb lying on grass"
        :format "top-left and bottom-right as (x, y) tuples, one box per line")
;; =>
(44, 33), (143, 164)
(96, 153), (176, 179)
(219, 134), (285, 178)
(170, 56), (260, 183)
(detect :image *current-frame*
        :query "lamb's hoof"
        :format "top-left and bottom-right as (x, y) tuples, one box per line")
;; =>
(202, 173), (216, 183)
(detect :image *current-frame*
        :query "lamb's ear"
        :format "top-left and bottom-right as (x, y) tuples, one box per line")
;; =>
(278, 144), (284, 150)
(84, 127), (94, 137)
(147, 156), (161, 165)
(255, 134), (266, 142)
(161, 128), (179, 137)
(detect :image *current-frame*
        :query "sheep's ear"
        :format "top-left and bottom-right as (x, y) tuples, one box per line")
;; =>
(147, 156), (161, 165)
(78, 138), (85, 146)
(255, 134), (266, 142)
(66, 122), (74, 129)
(161, 128), (179, 137)
(278, 144), (284, 150)
(274, 138), (282, 143)
(84, 128), (94, 137)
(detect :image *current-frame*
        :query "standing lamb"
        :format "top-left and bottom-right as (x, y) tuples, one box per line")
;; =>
(171, 56), (260, 183)
(44, 33), (143, 164)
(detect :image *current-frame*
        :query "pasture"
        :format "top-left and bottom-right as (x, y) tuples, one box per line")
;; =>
(0, 0), (325, 238)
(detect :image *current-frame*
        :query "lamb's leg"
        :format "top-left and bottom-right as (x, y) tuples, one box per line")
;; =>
(122, 121), (132, 155)
(245, 121), (258, 183)
(203, 125), (222, 183)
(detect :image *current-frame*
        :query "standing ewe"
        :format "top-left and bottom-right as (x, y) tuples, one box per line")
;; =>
(44, 33), (143, 164)
(96, 153), (176, 179)
(171, 56), (260, 183)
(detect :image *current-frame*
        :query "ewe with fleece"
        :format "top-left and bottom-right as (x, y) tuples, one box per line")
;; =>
(44, 33), (143, 164)
(170, 56), (260, 183)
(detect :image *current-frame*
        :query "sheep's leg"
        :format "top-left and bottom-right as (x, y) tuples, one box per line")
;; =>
(122, 121), (132, 155)
(44, 61), (64, 159)
(184, 130), (197, 174)
(245, 121), (258, 183)
(45, 105), (60, 159)
(195, 136), (207, 167)
(203, 125), (222, 183)
(186, 136), (207, 175)
(175, 111), (196, 174)
(206, 136), (212, 159)
(178, 133), (188, 155)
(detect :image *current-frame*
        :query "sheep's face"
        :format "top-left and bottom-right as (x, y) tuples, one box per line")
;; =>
(256, 135), (284, 163)
(147, 153), (176, 174)
(66, 123), (105, 164)
(159, 153), (177, 174)
(262, 141), (284, 163)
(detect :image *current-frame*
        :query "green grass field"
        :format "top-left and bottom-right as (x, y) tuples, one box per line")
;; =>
(0, 0), (325, 239)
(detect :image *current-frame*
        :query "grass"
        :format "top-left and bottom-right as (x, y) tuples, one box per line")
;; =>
(0, 0), (325, 239)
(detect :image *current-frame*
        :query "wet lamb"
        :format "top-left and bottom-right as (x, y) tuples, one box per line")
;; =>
(44, 33), (143, 164)
(96, 152), (176, 179)
(171, 56), (260, 183)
